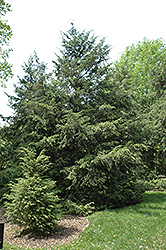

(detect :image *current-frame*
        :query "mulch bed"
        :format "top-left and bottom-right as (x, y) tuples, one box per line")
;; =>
(0, 207), (89, 249)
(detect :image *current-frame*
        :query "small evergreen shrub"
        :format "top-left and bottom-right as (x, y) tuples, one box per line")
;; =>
(4, 148), (60, 235)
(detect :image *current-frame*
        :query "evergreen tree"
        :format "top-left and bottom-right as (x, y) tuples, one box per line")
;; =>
(53, 23), (111, 114)
(53, 25), (144, 210)
(0, 52), (68, 205)
(3, 52), (64, 155)
(0, 53), (50, 171)
(0, 53), (60, 202)
(5, 148), (60, 236)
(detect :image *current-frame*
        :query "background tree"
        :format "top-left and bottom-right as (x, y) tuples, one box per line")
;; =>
(140, 92), (166, 176)
(0, 52), (67, 203)
(0, 0), (13, 86)
(53, 23), (111, 115)
(0, 53), (56, 202)
(115, 38), (166, 107)
(52, 25), (144, 210)
(3, 52), (62, 152)
(114, 38), (166, 177)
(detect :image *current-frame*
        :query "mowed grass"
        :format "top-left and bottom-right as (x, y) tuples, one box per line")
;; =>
(3, 191), (166, 250)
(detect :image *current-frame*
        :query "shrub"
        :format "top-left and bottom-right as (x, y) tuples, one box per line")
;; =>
(4, 148), (60, 235)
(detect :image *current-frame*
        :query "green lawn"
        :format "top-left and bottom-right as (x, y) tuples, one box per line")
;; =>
(3, 191), (166, 250)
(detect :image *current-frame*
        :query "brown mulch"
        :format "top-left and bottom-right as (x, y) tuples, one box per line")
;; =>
(0, 207), (89, 249)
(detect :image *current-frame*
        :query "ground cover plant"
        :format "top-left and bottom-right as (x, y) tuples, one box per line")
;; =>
(3, 191), (166, 249)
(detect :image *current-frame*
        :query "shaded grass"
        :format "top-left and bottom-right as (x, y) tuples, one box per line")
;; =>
(3, 191), (166, 250)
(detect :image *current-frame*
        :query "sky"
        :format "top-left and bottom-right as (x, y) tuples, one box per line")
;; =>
(1, 0), (166, 124)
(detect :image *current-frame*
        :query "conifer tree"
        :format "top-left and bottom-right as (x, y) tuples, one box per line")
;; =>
(1, 27), (145, 213)
(53, 23), (111, 113)
(52, 25), (144, 210)
(5, 148), (60, 235)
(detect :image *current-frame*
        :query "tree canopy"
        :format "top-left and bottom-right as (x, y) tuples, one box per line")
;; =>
(115, 38), (166, 107)
(53, 24), (111, 113)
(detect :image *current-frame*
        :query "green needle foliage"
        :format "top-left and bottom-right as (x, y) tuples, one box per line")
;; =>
(65, 144), (144, 210)
(4, 148), (60, 236)
(53, 23), (111, 113)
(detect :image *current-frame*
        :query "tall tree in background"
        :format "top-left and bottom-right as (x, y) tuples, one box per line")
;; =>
(52, 25), (144, 210)
(0, 53), (58, 200)
(116, 38), (166, 107)
(0, 52), (67, 202)
(114, 38), (166, 176)
(143, 93), (166, 175)
(0, 0), (13, 86)
(3, 52), (63, 155)
(53, 23), (111, 114)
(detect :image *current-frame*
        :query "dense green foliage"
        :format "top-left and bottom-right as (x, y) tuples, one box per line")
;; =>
(141, 93), (166, 175)
(0, 24), (166, 233)
(53, 24), (111, 113)
(5, 148), (60, 235)
(0, 0), (13, 86)
(115, 38), (166, 107)
(114, 37), (166, 177)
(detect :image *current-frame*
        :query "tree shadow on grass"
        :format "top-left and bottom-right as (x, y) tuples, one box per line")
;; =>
(143, 191), (166, 204)
(127, 191), (166, 217)
(108, 191), (166, 218)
